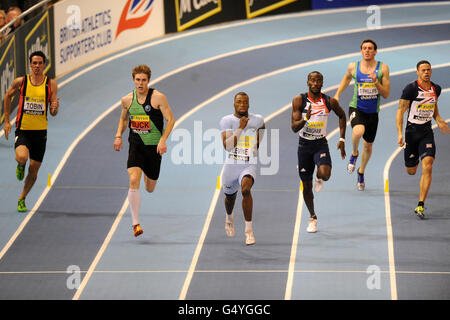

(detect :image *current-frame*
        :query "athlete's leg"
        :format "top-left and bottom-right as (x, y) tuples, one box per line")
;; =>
(128, 167), (143, 230)
(241, 175), (254, 223)
(302, 180), (316, 219)
(419, 156), (434, 203)
(225, 192), (237, 215)
(316, 165), (331, 181)
(143, 174), (157, 193)
(351, 125), (364, 157)
(406, 165), (418, 175)
(19, 159), (42, 200)
(359, 140), (373, 174)
(15, 145), (29, 166)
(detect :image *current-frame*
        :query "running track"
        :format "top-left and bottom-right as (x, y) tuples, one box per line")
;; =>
(0, 3), (449, 300)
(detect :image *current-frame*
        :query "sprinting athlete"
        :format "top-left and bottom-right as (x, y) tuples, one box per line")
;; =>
(396, 60), (449, 219)
(291, 71), (346, 233)
(114, 64), (175, 237)
(220, 92), (265, 245)
(3, 51), (59, 212)
(334, 39), (390, 190)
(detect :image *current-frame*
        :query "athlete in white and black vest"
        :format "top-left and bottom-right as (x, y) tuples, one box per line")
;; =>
(291, 71), (347, 233)
(396, 60), (449, 219)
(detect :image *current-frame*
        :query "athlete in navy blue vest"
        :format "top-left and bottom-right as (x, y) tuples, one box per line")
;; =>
(291, 71), (346, 233)
(396, 60), (449, 219)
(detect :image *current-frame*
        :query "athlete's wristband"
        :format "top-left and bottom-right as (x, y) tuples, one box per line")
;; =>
(339, 138), (345, 143)
(115, 136), (122, 139)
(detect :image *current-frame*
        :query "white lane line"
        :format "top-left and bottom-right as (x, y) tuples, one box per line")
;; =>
(3, 269), (450, 275)
(73, 198), (129, 300)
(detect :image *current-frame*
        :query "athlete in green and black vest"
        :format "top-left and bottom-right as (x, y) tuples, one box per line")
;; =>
(334, 39), (390, 191)
(114, 64), (175, 237)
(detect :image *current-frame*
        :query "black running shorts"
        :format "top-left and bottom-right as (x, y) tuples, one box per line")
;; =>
(404, 126), (435, 168)
(14, 130), (47, 162)
(348, 107), (379, 143)
(127, 142), (162, 180)
(297, 138), (332, 181)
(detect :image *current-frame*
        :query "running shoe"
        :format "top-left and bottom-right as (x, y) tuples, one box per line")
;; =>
(225, 212), (235, 237)
(357, 170), (365, 191)
(314, 177), (324, 193)
(306, 218), (317, 233)
(133, 224), (144, 237)
(17, 198), (27, 212)
(245, 229), (255, 245)
(414, 206), (425, 220)
(16, 164), (25, 181)
(347, 154), (358, 173)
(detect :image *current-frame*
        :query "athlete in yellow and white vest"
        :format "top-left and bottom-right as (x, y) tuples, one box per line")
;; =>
(3, 51), (59, 212)
(220, 92), (265, 245)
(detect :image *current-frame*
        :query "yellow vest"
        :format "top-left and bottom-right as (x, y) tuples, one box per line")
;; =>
(16, 75), (50, 130)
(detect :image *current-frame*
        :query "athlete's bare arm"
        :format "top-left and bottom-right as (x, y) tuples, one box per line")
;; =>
(334, 62), (354, 101)
(49, 79), (59, 116)
(114, 92), (132, 151)
(330, 97), (347, 159)
(222, 117), (248, 151)
(433, 103), (450, 135)
(152, 90), (175, 155)
(3, 76), (24, 140)
(396, 98), (410, 147)
(374, 63), (390, 99)
(291, 94), (310, 133)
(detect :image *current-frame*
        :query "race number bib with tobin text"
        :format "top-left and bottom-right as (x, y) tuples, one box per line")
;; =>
(24, 99), (45, 115)
(130, 115), (151, 134)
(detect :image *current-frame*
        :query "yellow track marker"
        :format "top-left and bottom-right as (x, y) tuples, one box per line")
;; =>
(385, 179), (389, 193)
(216, 176), (220, 190)
(47, 174), (51, 187)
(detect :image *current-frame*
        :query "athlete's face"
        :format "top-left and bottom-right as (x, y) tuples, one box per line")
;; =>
(234, 94), (249, 116)
(30, 56), (45, 75)
(133, 73), (150, 94)
(360, 42), (377, 61)
(307, 73), (323, 95)
(417, 63), (432, 82)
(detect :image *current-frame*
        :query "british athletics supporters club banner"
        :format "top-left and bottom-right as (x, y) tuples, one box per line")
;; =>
(53, 0), (165, 76)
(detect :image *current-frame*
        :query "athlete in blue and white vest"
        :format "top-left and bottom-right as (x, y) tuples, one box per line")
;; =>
(396, 60), (449, 219)
(219, 92), (265, 245)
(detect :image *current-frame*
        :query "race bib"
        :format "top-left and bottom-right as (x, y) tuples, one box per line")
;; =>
(358, 82), (378, 98)
(130, 115), (151, 134)
(24, 101), (45, 115)
(413, 103), (435, 122)
(230, 135), (255, 161)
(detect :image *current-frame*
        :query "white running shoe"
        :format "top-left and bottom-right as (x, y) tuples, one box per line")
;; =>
(225, 212), (235, 237)
(245, 229), (255, 245)
(347, 154), (358, 174)
(306, 218), (317, 233)
(314, 177), (324, 193)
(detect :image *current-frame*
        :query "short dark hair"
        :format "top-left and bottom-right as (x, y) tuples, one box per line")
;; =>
(307, 71), (323, 80)
(234, 91), (248, 100)
(132, 64), (151, 80)
(416, 60), (431, 70)
(29, 51), (46, 64)
(360, 39), (377, 51)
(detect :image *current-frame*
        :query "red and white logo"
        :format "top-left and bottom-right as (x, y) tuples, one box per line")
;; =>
(116, 0), (154, 39)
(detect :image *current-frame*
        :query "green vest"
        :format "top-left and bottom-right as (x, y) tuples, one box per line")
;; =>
(128, 90), (162, 145)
